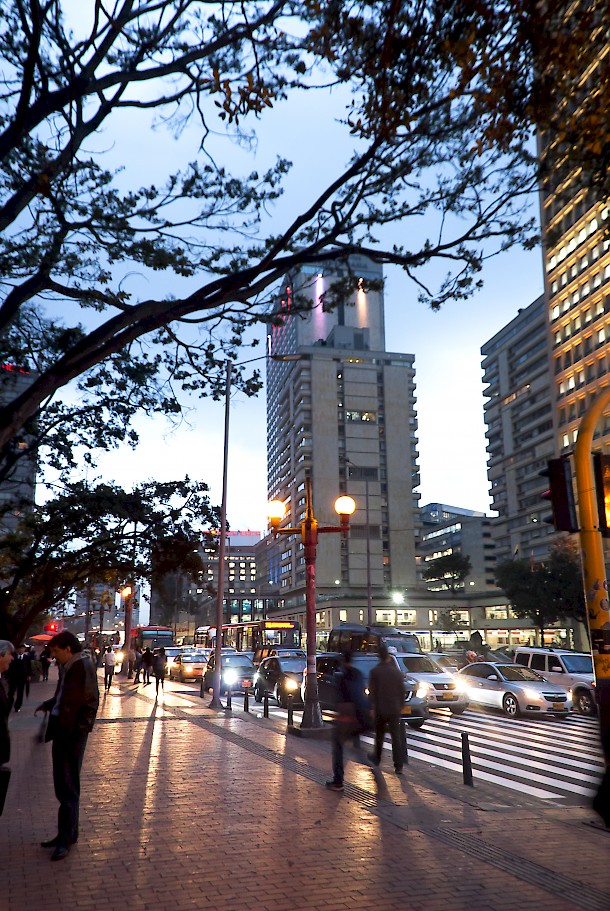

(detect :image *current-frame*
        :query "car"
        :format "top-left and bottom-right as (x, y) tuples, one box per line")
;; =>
(253, 654), (307, 707)
(395, 654), (469, 714)
(456, 661), (572, 718)
(426, 652), (461, 673)
(327, 623), (422, 656)
(252, 646), (306, 666)
(302, 652), (429, 729)
(202, 651), (256, 694)
(169, 652), (207, 682)
(513, 646), (596, 716)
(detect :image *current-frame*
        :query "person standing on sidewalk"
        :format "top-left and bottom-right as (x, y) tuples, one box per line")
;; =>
(0, 640), (15, 764)
(326, 651), (371, 792)
(368, 646), (406, 776)
(142, 647), (153, 685)
(39, 645), (51, 681)
(153, 647), (167, 695)
(101, 646), (116, 692)
(36, 631), (99, 862)
(7, 644), (31, 712)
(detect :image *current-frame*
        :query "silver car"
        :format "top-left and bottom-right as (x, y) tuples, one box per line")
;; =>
(394, 653), (469, 714)
(457, 661), (572, 718)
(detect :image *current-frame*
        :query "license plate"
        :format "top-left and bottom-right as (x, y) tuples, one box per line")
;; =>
(439, 693), (457, 700)
(401, 706), (412, 715)
(552, 702), (564, 710)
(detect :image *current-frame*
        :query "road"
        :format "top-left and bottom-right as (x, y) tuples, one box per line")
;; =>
(164, 677), (604, 804)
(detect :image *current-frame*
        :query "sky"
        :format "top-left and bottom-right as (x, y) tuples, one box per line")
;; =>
(60, 10), (546, 535)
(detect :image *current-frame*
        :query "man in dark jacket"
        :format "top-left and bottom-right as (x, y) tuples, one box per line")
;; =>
(36, 631), (99, 861)
(326, 652), (371, 792)
(0, 640), (15, 766)
(7, 643), (31, 712)
(368, 645), (406, 775)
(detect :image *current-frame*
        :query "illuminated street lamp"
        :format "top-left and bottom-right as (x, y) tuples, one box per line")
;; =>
(268, 478), (355, 729)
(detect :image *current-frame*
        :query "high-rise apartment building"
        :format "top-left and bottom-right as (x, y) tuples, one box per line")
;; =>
(481, 296), (556, 564)
(417, 503), (497, 592)
(265, 254), (420, 624)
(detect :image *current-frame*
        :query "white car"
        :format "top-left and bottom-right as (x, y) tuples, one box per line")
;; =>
(457, 661), (572, 718)
(393, 653), (469, 714)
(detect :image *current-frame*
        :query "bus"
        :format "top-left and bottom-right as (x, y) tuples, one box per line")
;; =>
(194, 620), (301, 655)
(132, 625), (175, 650)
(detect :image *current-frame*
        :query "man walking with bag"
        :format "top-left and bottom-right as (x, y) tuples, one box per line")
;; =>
(368, 645), (406, 776)
(36, 631), (99, 861)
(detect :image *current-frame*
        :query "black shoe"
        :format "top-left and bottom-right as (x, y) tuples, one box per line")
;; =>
(51, 845), (70, 861)
(41, 836), (61, 848)
(395, 767), (404, 776)
(325, 780), (344, 792)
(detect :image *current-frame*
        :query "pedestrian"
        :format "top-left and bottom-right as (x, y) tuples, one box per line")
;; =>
(326, 651), (371, 792)
(35, 630), (99, 861)
(153, 647), (167, 695)
(368, 645), (406, 776)
(141, 647), (153, 685)
(0, 641), (15, 764)
(7, 643), (32, 712)
(133, 647), (143, 684)
(128, 645), (136, 679)
(39, 645), (51, 681)
(0, 640), (14, 815)
(101, 646), (116, 692)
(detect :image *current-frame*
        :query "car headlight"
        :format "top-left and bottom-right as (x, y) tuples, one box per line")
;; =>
(115, 651), (124, 663)
(567, 689), (572, 699)
(523, 688), (541, 701)
(284, 678), (299, 692)
(223, 669), (238, 686)
(184, 664), (193, 672)
(416, 685), (429, 699)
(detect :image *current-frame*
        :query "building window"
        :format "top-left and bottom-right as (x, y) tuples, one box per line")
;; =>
(339, 609), (348, 622)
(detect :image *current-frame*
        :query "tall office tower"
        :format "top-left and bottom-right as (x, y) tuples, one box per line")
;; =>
(541, 18), (610, 459)
(481, 296), (556, 565)
(265, 253), (420, 617)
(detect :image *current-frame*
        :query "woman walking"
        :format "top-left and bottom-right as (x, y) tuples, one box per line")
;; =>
(153, 648), (167, 696)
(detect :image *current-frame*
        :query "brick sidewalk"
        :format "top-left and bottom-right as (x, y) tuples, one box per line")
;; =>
(1, 671), (609, 911)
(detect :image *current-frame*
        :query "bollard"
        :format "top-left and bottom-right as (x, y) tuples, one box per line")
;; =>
(226, 685), (232, 711)
(263, 689), (269, 718)
(200, 677), (205, 699)
(287, 693), (294, 727)
(244, 687), (250, 713)
(461, 731), (474, 786)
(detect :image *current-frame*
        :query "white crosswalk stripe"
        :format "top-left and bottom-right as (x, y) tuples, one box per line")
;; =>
(267, 700), (604, 802)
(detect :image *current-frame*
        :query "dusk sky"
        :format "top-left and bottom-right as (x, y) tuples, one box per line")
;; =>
(60, 11), (546, 535)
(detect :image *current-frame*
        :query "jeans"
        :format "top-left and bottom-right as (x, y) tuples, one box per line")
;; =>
(104, 669), (113, 691)
(331, 727), (364, 785)
(373, 713), (405, 771)
(51, 729), (89, 846)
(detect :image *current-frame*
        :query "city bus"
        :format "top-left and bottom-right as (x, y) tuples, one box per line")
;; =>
(132, 625), (175, 650)
(194, 620), (301, 656)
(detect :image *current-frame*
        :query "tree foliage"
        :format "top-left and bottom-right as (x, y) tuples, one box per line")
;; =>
(0, 0), (607, 479)
(422, 552), (472, 594)
(494, 539), (587, 642)
(0, 477), (219, 642)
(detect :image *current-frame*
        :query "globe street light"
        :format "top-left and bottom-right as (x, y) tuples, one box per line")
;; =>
(268, 477), (355, 729)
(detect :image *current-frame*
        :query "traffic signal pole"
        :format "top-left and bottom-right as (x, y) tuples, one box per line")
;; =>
(574, 390), (610, 774)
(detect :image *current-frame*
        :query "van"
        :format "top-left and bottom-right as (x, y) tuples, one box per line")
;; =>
(513, 646), (596, 715)
(327, 624), (422, 656)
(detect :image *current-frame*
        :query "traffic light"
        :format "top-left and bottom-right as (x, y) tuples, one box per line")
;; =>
(539, 457), (578, 532)
(593, 452), (610, 537)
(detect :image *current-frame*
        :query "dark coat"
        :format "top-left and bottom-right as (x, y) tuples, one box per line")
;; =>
(41, 654), (99, 741)
(0, 677), (10, 764)
(369, 659), (406, 717)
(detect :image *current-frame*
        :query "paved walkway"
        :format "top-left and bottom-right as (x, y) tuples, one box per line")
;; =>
(1, 670), (609, 911)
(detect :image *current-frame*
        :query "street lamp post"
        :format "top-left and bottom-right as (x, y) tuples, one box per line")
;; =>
(268, 477), (355, 729)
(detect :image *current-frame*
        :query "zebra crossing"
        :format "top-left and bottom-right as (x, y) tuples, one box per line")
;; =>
(268, 701), (604, 802)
